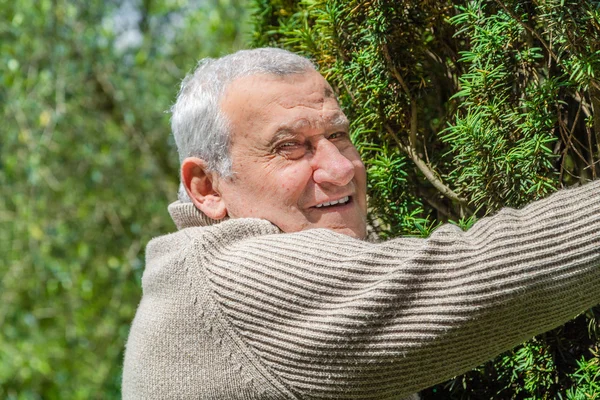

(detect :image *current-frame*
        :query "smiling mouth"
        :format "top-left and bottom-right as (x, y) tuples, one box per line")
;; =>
(315, 196), (351, 209)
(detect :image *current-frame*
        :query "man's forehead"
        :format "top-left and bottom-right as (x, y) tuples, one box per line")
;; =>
(223, 71), (347, 144)
(227, 71), (335, 99)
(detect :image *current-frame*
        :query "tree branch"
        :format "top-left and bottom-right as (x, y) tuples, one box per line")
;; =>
(590, 87), (600, 177)
(382, 43), (467, 206)
(385, 123), (468, 205)
(494, 0), (559, 64)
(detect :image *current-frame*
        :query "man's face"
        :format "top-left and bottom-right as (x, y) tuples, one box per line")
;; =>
(216, 71), (367, 238)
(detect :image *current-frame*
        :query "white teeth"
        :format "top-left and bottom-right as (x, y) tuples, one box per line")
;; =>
(316, 196), (349, 208)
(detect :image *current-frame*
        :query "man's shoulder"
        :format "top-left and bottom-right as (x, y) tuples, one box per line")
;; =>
(145, 228), (196, 262)
(147, 218), (281, 258)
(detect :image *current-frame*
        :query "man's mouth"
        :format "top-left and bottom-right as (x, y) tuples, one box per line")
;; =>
(315, 196), (351, 209)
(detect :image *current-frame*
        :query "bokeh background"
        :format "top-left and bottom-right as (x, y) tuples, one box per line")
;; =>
(1, 0), (247, 398)
(2, 0), (600, 399)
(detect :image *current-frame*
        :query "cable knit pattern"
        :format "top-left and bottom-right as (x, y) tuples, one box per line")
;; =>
(123, 181), (600, 399)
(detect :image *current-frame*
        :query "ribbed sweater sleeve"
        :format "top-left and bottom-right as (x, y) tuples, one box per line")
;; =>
(191, 181), (600, 399)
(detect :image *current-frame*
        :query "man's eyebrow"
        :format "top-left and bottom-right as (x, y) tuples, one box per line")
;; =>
(328, 113), (349, 130)
(268, 113), (350, 146)
(268, 119), (314, 145)
(277, 118), (312, 133)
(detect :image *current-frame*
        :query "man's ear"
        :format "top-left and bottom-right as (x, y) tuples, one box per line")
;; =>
(181, 157), (228, 220)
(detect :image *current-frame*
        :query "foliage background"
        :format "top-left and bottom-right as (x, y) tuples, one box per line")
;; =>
(2, 0), (599, 399)
(250, 0), (600, 398)
(1, 0), (247, 398)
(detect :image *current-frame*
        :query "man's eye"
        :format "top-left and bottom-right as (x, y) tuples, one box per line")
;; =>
(276, 142), (307, 159)
(329, 131), (348, 140)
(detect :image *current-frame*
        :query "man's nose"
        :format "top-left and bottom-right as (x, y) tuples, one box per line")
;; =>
(312, 140), (355, 186)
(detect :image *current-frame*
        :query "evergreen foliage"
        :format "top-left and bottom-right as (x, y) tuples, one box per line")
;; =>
(250, 0), (600, 397)
(0, 0), (246, 398)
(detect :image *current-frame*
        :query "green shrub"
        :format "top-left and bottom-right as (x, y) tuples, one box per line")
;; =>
(0, 1), (247, 398)
(249, 0), (600, 397)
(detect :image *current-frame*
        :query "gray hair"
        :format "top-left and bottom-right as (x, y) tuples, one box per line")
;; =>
(171, 47), (317, 202)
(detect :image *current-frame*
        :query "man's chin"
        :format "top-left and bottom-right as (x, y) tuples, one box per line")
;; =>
(273, 210), (367, 239)
(303, 204), (367, 238)
(315, 221), (367, 239)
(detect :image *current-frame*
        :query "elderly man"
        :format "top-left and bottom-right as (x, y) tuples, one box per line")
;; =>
(122, 48), (600, 399)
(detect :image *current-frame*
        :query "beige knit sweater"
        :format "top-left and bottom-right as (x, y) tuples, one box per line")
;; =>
(122, 181), (600, 399)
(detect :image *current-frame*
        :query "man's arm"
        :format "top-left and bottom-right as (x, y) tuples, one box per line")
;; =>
(195, 181), (600, 399)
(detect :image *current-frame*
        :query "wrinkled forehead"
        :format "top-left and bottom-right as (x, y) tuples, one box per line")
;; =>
(223, 71), (337, 105)
(221, 71), (346, 138)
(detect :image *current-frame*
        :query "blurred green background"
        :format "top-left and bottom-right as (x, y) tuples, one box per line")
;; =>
(1, 0), (247, 398)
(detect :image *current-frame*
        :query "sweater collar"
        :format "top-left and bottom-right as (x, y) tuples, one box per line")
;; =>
(168, 201), (227, 230)
(168, 200), (378, 241)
